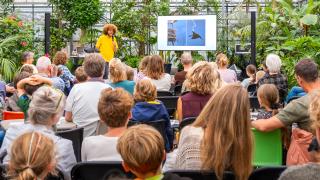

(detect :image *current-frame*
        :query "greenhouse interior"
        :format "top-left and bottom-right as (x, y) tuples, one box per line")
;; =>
(0, 0), (320, 179)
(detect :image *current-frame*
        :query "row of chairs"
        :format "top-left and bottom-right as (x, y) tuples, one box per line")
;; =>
(0, 162), (287, 180)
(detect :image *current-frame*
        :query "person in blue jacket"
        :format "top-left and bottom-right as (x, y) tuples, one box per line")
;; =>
(131, 78), (173, 152)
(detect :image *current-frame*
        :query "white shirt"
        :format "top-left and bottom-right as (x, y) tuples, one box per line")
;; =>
(81, 135), (122, 161)
(0, 124), (76, 180)
(149, 73), (172, 91)
(65, 81), (111, 137)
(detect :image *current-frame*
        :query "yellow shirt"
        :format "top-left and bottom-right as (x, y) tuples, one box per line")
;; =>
(96, 34), (118, 62)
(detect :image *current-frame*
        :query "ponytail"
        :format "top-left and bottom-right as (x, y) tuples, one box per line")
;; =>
(17, 168), (36, 180)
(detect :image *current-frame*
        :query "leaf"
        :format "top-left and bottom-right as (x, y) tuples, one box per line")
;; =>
(300, 14), (318, 26)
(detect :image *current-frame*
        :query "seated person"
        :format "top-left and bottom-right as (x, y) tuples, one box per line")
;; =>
(125, 64), (134, 81)
(82, 88), (134, 161)
(21, 51), (35, 65)
(131, 79), (173, 151)
(108, 58), (135, 95)
(252, 59), (320, 133)
(65, 53), (111, 137)
(144, 55), (171, 91)
(279, 90), (320, 180)
(74, 66), (88, 83)
(16, 75), (52, 118)
(256, 84), (280, 119)
(135, 56), (150, 82)
(20, 64), (38, 74)
(53, 51), (75, 93)
(0, 86), (76, 180)
(241, 64), (256, 89)
(285, 86), (306, 103)
(174, 52), (193, 86)
(255, 70), (266, 84)
(177, 61), (222, 121)
(216, 53), (237, 83)
(117, 124), (190, 180)
(7, 132), (56, 180)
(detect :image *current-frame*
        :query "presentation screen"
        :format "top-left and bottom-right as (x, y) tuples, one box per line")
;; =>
(157, 15), (217, 51)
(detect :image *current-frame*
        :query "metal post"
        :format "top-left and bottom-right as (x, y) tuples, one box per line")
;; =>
(44, 13), (51, 55)
(250, 11), (256, 66)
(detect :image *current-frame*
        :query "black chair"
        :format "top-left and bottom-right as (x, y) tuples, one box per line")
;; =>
(174, 84), (182, 96)
(157, 91), (174, 96)
(0, 164), (64, 180)
(158, 96), (179, 117)
(166, 170), (235, 180)
(71, 161), (134, 180)
(179, 117), (197, 131)
(128, 119), (168, 149)
(56, 127), (84, 162)
(249, 96), (260, 111)
(248, 166), (287, 180)
(247, 84), (257, 96)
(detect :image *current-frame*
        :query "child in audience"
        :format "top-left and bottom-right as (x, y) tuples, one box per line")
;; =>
(131, 79), (173, 151)
(108, 58), (135, 95)
(135, 56), (150, 82)
(241, 64), (256, 89)
(257, 84), (280, 119)
(53, 51), (75, 92)
(125, 64), (134, 81)
(16, 75), (52, 118)
(255, 70), (266, 84)
(117, 124), (190, 180)
(81, 88), (134, 161)
(7, 132), (56, 180)
(74, 66), (88, 83)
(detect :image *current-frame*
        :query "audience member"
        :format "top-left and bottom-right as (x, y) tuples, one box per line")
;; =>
(144, 55), (171, 91)
(20, 64), (38, 74)
(177, 61), (222, 120)
(258, 54), (288, 101)
(65, 53), (111, 137)
(74, 66), (88, 83)
(7, 132), (56, 180)
(174, 84), (252, 180)
(252, 59), (320, 132)
(117, 125), (190, 180)
(82, 88), (133, 161)
(36, 56), (65, 91)
(216, 53), (237, 83)
(108, 58), (135, 95)
(256, 84), (280, 119)
(135, 56), (150, 82)
(53, 51), (75, 92)
(131, 79), (173, 151)
(21, 52), (34, 65)
(0, 86), (76, 179)
(255, 70), (266, 83)
(174, 52), (192, 86)
(285, 86), (306, 103)
(241, 64), (256, 89)
(125, 64), (134, 81)
(279, 90), (320, 180)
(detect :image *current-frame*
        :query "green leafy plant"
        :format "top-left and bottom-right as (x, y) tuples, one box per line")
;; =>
(124, 56), (141, 69)
(0, 16), (35, 82)
(0, 0), (13, 16)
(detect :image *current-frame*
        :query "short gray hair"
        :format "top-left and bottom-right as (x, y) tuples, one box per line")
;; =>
(36, 56), (51, 72)
(266, 54), (282, 73)
(180, 52), (192, 65)
(28, 86), (65, 125)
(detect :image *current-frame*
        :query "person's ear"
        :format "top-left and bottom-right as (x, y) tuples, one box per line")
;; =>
(128, 111), (132, 120)
(122, 162), (130, 173)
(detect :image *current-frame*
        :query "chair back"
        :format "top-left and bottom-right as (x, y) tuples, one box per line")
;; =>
(248, 166), (287, 180)
(179, 117), (197, 131)
(2, 111), (25, 120)
(252, 128), (282, 166)
(249, 96), (260, 111)
(157, 96), (179, 117)
(56, 127), (84, 162)
(247, 84), (257, 96)
(166, 170), (235, 180)
(157, 91), (174, 96)
(174, 84), (182, 96)
(71, 161), (134, 180)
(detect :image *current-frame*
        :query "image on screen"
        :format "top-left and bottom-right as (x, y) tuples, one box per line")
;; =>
(167, 19), (205, 46)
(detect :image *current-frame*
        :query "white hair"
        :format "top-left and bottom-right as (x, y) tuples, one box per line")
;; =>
(266, 54), (282, 73)
(180, 52), (192, 65)
(36, 56), (51, 72)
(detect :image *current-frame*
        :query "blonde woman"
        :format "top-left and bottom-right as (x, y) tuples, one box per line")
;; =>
(216, 53), (237, 83)
(177, 61), (222, 121)
(135, 56), (150, 82)
(144, 55), (171, 91)
(0, 86), (76, 180)
(174, 84), (253, 180)
(7, 132), (56, 180)
(108, 58), (135, 94)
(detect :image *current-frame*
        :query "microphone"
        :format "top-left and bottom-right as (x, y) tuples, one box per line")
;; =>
(112, 35), (114, 42)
